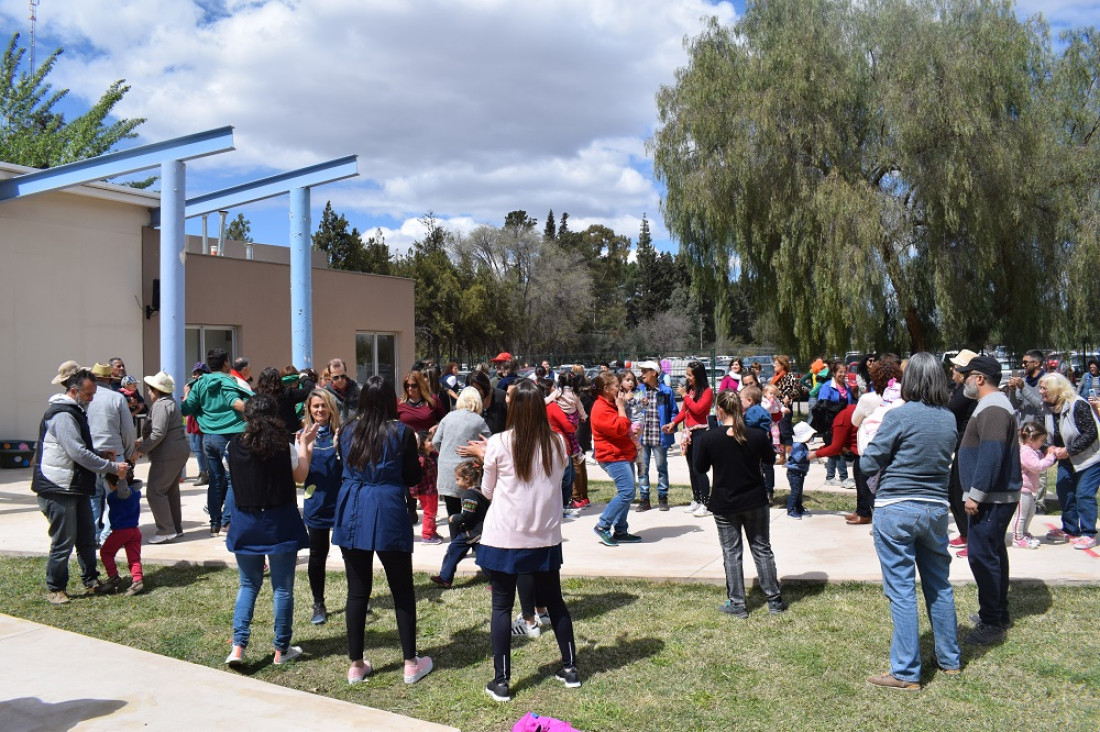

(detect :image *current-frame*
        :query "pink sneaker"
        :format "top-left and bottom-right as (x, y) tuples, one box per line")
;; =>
(1072, 535), (1097, 550)
(948, 536), (967, 548)
(955, 548), (968, 559)
(1012, 535), (1040, 550)
(404, 655), (434, 684)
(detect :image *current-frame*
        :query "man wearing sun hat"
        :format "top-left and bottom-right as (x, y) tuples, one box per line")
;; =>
(87, 363), (137, 545)
(635, 361), (679, 512)
(32, 361), (130, 604)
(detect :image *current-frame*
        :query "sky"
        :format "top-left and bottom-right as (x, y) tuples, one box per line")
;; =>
(3, 0), (1098, 255)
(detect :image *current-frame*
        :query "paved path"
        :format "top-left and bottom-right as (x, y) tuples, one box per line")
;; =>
(1, 449), (1095, 732)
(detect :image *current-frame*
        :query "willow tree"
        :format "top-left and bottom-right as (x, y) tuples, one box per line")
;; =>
(652, 0), (1095, 358)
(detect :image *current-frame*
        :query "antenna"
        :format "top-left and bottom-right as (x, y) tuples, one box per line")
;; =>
(28, 0), (39, 72)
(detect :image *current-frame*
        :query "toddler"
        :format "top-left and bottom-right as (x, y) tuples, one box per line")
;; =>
(761, 384), (788, 465)
(100, 472), (144, 595)
(430, 461), (489, 588)
(412, 431), (440, 544)
(1014, 423), (1055, 549)
(786, 421), (815, 518)
(741, 385), (776, 498)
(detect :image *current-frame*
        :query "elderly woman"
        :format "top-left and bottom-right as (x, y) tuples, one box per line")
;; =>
(135, 371), (190, 544)
(433, 386), (492, 517)
(1039, 372), (1100, 550)
(859, 352), (960, 690)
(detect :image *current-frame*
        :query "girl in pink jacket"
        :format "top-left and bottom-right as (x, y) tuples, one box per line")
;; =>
(1014, 422), (1057, 549)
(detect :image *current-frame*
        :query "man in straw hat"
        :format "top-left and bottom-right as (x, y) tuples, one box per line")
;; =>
(32, 361), (131, 604)
(87, 363), (137, 545)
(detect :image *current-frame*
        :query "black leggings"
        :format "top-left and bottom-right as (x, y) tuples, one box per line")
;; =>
(685, 438), (711, 504)
(306, 526), (330, 604)
(341, 547), (417, 661)
(444, 495), (462, 517)
(487, 569), (576, 683)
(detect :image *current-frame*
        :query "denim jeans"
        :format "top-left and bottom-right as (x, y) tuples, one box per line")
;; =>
(786, 470), (805, 514)
(232, 551), (297, 651)
(597, 461), (636, 534)
(637, 444), (669, 501)
(560, 458), (575, 508)
(714, 506), (782, 612)
(1056, 461), (1100, 537)
(203, 433), (231, 529)
(966, 502), (1015, 627)
(189, 432), (209, 474)
(825, 455), (848, 481)
(91, 474), (113, 544)
(439, 533), (475, 584)
(38, 493), (100, 591)
(872, 501), (960, 681)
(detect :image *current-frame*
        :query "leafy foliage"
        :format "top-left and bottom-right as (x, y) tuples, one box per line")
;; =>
(224, 213), (252, 243)
(0, 33), (144, 169)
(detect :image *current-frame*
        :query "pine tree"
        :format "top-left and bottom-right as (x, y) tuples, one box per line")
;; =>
(544, 209), (556, 240)
(312, 202), (366, 270)
(225, 213), (253, 243)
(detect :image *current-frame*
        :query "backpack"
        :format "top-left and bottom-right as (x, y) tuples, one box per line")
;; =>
(809, 399), (845, 444)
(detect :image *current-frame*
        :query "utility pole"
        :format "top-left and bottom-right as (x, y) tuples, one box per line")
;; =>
(28, 0), (39, 71)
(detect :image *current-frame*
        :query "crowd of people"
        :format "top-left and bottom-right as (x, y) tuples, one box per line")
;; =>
(28, 346), (1100, 695)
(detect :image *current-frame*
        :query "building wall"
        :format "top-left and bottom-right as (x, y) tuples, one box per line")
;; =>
(0, 190), (151, 439)
(141, 227), (415, 386)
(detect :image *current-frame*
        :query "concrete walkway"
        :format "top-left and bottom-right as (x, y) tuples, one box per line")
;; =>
(1, 450), (1095, 731)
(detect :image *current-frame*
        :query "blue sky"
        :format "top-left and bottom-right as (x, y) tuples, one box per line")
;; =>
(3, 0), (1096, 255)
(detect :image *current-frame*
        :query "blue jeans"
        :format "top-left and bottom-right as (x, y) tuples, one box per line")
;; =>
(597, 461), (635, 534)
(189, 432), (209, 474)
(560, 458), (575, 508)
(38, 493), (100, 591)
(872, 501), (960, 681)
(439, 533), (474, 584)
(232, 551), (297, 651)
(1056, 461), (1100, 537)
(786, 470), (805, 514)
(966, 502), (1015, 627)
(638, 444), (669, 501)
(203, 433), (231, 529)
(91, 474), (114, 544)
(825, 455), (848, 481)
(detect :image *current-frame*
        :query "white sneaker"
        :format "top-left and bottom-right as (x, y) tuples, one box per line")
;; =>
(841, 478), (855, 489)
(510, 614), (541, 639)
(148, 532), (179, 545)
(685, 500), (700, 513)
(824, 478), (842, 487)
(693, 504), (712, 517)
(273, 645), (302, 665)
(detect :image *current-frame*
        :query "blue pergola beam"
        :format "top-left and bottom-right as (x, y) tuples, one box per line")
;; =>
(148, 155), (359, 226)
(0, 126), (235, 201)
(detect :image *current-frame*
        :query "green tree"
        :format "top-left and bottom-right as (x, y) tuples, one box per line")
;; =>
(312, 202), (365, 270)
(544, 209), (557, 241)
(0, 33), (144, 168)
(652, 0), (1093, 357)
(361, 228), (393, 276)
(225, 213), (253, 243)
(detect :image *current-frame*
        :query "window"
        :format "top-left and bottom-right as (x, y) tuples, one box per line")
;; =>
(187, 326), (236, 367)
(356, 332), (397, 386)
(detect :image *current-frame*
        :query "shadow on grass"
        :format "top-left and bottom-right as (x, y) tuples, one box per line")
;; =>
(141, 563), (226, 591)
(956, 581), (1054, 668)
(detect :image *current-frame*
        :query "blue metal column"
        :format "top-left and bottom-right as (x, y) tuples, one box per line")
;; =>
(160, 160), (187, 387)
(289, 186), (313, 369)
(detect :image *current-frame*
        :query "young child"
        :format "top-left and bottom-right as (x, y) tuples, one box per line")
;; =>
(741, 385), (777, 499)
(1015, 422), (1056, 549)
(786, 421), (815, 519)
(761, 384), (788, 465)
(430, 461), (489, 588)
(412, 431), (441, 544)
(100, 472), (144, 595)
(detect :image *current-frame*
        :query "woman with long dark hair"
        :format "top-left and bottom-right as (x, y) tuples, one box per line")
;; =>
(664, 360), (714, 515)
(255, 366), (311, 438)
(224, 394), (312, 668)
(478, 379), (579, 702)
(335, 376), (432, 686)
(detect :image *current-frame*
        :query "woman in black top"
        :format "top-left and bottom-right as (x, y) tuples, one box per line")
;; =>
(692, 389), (786, 618)
(256, 367), (312, 438)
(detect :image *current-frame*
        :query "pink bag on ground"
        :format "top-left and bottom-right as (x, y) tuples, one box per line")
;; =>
(513, 711), (578, 732)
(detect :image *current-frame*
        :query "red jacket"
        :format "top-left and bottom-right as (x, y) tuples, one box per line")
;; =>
(591, 395), (636, 462)
(671, 387), (713, 429)
(815, 404), (859, 458)
(547, 402), (576, 439)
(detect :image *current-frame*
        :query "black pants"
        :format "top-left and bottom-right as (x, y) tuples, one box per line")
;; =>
(341, 547), (417, 661)
(306, 526), (330, 603)
(967, 502), (1015, 628)
(853, 460), (873, 518)
(443, 495), (462, 517)
(948, 457), (968, 539)
(487, 569), (576, 683)
(685, 437), (711, 504)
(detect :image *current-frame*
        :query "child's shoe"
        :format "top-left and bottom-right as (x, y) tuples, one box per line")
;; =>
(787, 511), (802, 520)
(101, 575), (124, 594)
(420, 535), (442, 545)
(124, 580), (144, 596)
(1012, 535), (1040, 550)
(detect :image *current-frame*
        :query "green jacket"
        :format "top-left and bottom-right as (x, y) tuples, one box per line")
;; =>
(180, 372), (252, 434)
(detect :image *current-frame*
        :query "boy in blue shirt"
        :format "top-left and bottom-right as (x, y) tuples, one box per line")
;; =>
(787, 422), (815, 518)
(100, 471), (144, 595)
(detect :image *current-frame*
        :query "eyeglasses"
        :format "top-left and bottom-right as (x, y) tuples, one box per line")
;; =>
(405, 383), (419, 390)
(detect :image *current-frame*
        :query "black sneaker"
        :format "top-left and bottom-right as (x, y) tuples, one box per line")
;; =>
(485, 679), (512, 702)
(719, 600), (749, 619)
(658, 498), (670, 511)
(311, 601), (327, 625)
(554, 666), (581, 688)
(964, 620), (1006, 645)
(612, 532), (642, 543)
(768, 599), (789, 614)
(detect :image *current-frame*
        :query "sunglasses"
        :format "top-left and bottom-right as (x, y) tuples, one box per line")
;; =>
(332, 374), (348, 381)
(405, 383), (419, 389)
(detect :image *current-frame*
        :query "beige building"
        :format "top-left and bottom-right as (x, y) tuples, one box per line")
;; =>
(0, 161), (414, 440)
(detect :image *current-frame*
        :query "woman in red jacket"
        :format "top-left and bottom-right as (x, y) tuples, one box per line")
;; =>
(591, 372), (640, 547)
(664, 361), (714, 516)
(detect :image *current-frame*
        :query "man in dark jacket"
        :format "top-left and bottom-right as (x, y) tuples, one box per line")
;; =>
(324, 358), (362, 423)
(33, 362), (130, 604)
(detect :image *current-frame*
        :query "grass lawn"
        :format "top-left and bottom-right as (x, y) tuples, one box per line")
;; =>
(4, 554), (1097, 731)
